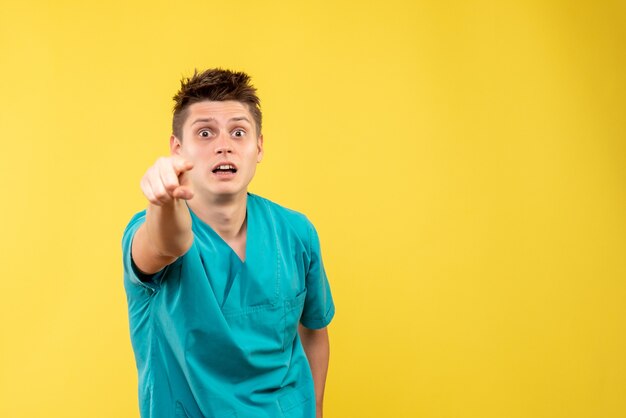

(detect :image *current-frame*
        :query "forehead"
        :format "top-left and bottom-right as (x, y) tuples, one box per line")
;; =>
(185, 100), (252, 125)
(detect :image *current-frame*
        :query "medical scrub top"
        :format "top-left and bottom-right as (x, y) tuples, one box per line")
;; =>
(122, 193), (335, 418)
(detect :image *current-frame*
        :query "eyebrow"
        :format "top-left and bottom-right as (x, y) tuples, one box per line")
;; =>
(191, 116), (251, 125)
(191, 117), (215, 125)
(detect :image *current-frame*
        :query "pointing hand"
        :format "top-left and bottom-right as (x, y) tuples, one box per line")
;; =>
(140, 156), (194, 206)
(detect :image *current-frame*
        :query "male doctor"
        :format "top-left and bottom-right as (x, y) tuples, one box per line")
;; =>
(122, 68), (335, 417)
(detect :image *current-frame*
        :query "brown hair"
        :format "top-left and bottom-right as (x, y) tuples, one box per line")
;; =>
(172, 68), (262, 140)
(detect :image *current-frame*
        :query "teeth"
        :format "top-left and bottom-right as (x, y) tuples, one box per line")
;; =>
(215, 164), (235, 171)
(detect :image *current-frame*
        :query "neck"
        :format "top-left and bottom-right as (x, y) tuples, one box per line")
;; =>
(188, 191), (248, 240)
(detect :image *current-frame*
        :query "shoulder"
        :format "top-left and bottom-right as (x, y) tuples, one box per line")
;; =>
(121, 210), (148, 251)
(123, 210), (147, 236)
(249, 193), (315, 237)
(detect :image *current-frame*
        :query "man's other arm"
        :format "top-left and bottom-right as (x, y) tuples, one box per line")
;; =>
(298, 324), (330, 418)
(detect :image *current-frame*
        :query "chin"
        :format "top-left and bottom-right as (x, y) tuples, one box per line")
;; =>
(207, 185), (247, 197)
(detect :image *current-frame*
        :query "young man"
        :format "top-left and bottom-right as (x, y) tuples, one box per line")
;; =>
(122, 69), (335, 418)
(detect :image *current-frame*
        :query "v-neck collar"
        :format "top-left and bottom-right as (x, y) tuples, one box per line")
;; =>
(186, 193), (253, 265)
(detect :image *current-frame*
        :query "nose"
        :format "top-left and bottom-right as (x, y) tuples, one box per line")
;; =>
(214, 132), (233, 154)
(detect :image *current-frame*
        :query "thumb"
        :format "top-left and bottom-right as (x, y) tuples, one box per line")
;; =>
(172, 185), (194, 200)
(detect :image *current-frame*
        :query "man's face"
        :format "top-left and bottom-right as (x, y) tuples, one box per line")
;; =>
(170, 100), (263, 199)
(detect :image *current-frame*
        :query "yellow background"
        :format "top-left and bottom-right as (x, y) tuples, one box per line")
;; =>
(1, 1), (625, 417)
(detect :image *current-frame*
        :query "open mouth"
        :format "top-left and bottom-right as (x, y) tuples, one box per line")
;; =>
(211, 164), (238, 174)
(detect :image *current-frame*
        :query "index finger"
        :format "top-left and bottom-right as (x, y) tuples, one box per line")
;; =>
(156, 158), (181, 192)
(171, 156), (194, 175)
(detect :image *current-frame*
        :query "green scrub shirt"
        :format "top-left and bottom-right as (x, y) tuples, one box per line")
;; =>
(122, 193), (335, 418)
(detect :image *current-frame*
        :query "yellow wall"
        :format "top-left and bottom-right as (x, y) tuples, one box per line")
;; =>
(1, 1), (625, 417)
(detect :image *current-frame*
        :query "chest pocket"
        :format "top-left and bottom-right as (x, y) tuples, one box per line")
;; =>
(283, 288), (307, 351)
(221, 286), (307, 357)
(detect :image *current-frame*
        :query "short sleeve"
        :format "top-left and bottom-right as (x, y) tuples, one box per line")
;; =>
(300, 219), (335, 329)
(121, 211), (167, 293)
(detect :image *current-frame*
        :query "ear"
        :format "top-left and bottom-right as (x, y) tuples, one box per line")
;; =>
(256, 134), (264, 163)
(170, 134), (182, 155)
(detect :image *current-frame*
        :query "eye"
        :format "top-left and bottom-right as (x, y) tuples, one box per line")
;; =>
(198, 129), (212, 138)
(232, 129), (246, 138)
